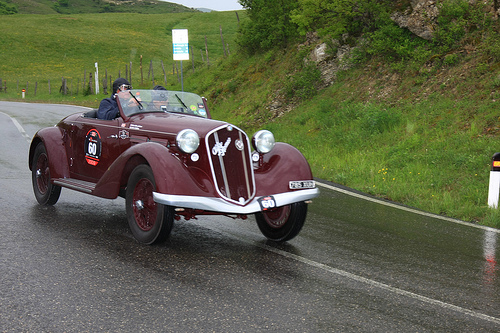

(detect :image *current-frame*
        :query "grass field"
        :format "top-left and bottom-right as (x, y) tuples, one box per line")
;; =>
(0, 11), (243, 99)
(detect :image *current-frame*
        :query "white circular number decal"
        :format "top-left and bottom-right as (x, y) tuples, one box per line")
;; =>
(85, 129), (102, 166)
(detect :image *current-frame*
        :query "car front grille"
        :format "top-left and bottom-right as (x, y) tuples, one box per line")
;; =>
(206, 124), (255, 205)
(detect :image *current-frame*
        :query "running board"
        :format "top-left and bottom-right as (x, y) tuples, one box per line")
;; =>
(53, 178), (96, 194)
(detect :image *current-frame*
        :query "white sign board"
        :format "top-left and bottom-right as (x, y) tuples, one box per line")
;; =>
(172, 29), (189, 61)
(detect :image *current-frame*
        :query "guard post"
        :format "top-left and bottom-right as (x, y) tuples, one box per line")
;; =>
(487, 153), (500, 208)
(22, 88), (25, 99)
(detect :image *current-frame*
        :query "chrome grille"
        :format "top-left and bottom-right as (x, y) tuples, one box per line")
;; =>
(206, 125), (255, 205)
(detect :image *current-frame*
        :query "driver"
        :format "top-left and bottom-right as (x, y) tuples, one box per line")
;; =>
(97, 78), (131, 120)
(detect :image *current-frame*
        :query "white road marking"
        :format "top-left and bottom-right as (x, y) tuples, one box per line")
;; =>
(316, 181), (500, 234)
(0, 111), (31, 143)
(204, 223), (500, 326)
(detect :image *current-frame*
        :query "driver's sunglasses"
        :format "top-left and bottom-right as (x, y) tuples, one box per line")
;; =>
(119, 84), (132, 91)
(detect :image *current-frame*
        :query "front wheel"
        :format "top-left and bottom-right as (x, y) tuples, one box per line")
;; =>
(255, 201), (308, 242)
(32, 142), (61, 205)
(126, 165), (174, 245)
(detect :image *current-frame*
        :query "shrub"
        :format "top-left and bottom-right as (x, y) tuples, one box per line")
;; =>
(285, 63), (321, 100)
(0, 1), (17, 14)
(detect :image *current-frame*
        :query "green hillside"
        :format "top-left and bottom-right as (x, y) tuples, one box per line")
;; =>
(0, 10), (242, 90)
(1, 1), (500, 228)
(2, 0), (196, 14)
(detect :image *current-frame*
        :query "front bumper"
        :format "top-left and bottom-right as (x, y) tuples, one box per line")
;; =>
(153, 188), (320, 214)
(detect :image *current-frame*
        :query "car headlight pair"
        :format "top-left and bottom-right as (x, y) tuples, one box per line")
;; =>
(177, 129), (276, 155)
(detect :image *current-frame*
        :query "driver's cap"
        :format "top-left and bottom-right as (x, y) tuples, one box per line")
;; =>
(113, 78), (131, 93)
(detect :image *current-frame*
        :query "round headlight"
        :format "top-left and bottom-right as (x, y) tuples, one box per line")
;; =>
(176, 129), (200, 154)
(252, 130), (275, 154)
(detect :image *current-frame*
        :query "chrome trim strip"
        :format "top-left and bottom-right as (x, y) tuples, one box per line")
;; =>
(240, 131), (252, 199)
(214, 131), (231, 198)
(153, 188), (320, 214)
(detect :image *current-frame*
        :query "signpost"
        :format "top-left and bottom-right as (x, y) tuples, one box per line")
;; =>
(172, 29), (189, 91)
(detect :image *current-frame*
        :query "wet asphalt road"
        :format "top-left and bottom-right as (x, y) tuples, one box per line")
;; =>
(0, 101), (499, 332)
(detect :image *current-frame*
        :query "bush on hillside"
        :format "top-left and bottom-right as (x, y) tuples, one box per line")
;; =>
(238, 0), (299, 53)
(0, 0), (17, 14)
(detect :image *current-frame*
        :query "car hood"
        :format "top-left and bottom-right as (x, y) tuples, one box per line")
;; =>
(126, 112), (234, 138)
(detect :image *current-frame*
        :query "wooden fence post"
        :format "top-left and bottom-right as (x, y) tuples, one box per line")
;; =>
(149, 60), (154, 85)
(128, 61), (132, 85)
(205, 35), (210, 66)
(103, 69), (108, 95)
(60, 77), (66, 95)
(140, 55), (143, 85)
(161, 60), (167, 86)
(220, 25), (227, 57)
(89, 73), (94, 95)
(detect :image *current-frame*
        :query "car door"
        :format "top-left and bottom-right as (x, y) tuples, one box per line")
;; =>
(68, 117), (123, 182)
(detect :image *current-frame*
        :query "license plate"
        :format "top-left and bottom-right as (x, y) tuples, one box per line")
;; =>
(258, 196), (276, 211)
(289, 180), (315, 189)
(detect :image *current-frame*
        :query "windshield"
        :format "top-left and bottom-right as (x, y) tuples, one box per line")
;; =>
(116, 89), (209, 119)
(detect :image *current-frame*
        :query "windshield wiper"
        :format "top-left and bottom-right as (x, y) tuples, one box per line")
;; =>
(175, 94), (188, 110)
(129, 91), (144, 110)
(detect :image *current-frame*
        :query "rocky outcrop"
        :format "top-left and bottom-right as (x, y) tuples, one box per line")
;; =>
(391, 0), (500, 40)
(305, 33), (356, 88)
(391, 0), (439, 40)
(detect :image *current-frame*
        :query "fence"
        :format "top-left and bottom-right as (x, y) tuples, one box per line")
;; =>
(0, 24), (234, 97)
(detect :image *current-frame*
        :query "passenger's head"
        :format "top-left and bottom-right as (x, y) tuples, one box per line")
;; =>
(152, 86), (168, 110)
(113, 78), (131, 94)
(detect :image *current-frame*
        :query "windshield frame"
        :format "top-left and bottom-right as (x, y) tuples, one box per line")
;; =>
(116, 89), (210, 119)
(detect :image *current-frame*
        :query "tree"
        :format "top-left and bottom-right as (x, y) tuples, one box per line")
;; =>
(238, 0), (299, 53)
(291, 0), (390, 39)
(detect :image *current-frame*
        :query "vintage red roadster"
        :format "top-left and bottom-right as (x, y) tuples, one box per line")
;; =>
(29, 89), (319, 244)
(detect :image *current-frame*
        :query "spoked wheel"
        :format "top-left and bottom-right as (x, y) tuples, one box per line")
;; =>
(126, 164), (174, 245)
(255, 201), (308, 242)
(31, 142), (61, 205)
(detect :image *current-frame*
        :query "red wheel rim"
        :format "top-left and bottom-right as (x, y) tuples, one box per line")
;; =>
(35, 153), (50, 195)
(132, 178), (157, 231)
(262, 205), (291, 229)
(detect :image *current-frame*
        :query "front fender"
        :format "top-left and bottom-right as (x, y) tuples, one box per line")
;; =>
(29, 127), (69, 179)
(93, 142), (215, 199)
(254, 142), (314, 196)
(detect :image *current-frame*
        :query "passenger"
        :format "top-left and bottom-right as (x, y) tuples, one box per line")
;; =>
(151, 85), (169, 111)
(97, 78), (131, 120)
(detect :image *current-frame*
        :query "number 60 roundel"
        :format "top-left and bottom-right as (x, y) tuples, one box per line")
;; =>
(85, 129), (102, 166)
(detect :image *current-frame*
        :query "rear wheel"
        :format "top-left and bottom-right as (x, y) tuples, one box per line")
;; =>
(32, 142), (61, 205)
(255, 201), (307, 242)
(126, 165), (174, 244)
